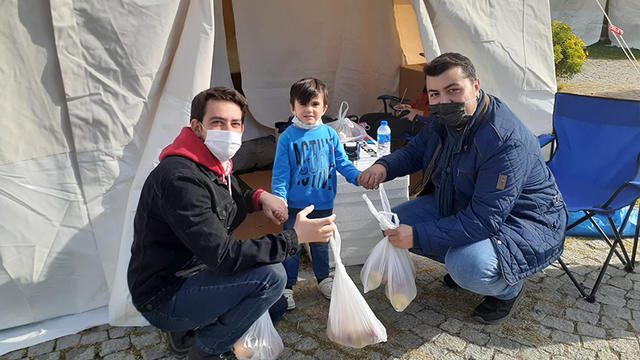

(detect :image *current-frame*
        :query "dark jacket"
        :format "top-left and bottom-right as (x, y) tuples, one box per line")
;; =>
(128, 127), (298, 312)
(376, 91), (567, 284)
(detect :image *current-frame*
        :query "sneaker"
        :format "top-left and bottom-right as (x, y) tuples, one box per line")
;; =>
(443, 273), (459, 289)
(164, 329), (196, 355)
(473, 285), (525, 324)
(318, 277), (333, 299)
(283, 288), (296, 310)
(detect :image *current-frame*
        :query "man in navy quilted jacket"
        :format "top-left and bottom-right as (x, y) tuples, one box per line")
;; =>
(359, 52), (567, 324)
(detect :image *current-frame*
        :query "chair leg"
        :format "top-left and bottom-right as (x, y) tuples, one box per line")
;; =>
(557, 258), (590, 300)
(590, 216), (628, 265)
(625, 205), (639, 272)
(608, 217), (632, 266)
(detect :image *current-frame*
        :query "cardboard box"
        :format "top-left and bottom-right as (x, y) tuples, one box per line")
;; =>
(399, 63), (426, 101)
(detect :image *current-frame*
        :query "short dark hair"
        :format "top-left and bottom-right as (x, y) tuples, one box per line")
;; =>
(190, 87), (248, 123)
(424, 52), (477, 81)
(289, 78), (329, 106)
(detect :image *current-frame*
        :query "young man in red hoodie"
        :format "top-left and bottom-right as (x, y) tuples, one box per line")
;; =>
(127, 87), (337, 359)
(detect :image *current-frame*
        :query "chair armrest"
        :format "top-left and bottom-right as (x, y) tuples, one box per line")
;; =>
(377, 95), (409, 114)
(538, 133), (555, 148)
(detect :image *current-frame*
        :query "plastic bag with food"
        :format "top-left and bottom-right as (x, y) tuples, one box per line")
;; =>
(327, 228), (387, 348)
(233, 311), (283, 360)
(360, 184), (417, 312)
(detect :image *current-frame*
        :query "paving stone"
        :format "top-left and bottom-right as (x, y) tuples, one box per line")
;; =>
(55, 334), (81, 351)
(27, 340), (55, 357)
(581, 336), (612, 353)
(131, 332), (161, 349)
(414, 309), (446, 326)
(2, 349), (25, 360)
(434, 332), (466, 352)
(410, 323), (441, 340)
(562, 346), (597, 360)
(313, 349), (342, 360)
(79, 330), (108, 345)
(596, 350), (619, 360)
(608, 276), (633, 290)
(534, 301), (563, 317)
(600, 314), (629, 330)
(140, 346), (171, 360)
(486, 335), (521, 356)
(65, 346), (95, 360)
(576, 322), (606, 338)
(416, 342), (449, 359)
(394, 313), (424, 331)
(459, 327), (489, 346)
(103, 352), (136, 360)
(99, 338), (131, 356)
(462, 343), (493, 360)
(293, 337), (317, 351)
(492, 352), (517, 360)
(540, 315), (574, 333)
(441, 352), (464, 360)
(565, 308), (599, 325)
(550, 330), (580, 346)
(439, 318), (464, 334)
(603, 303), (632, 320)
(108, 326), (135, 339)
(573, 299), (600, 313)
(34, 352), (60, 360)
(518, 347), (550, 360)
(609, 337), (640, 355)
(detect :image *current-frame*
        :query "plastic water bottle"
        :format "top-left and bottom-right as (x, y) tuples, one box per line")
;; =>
(377, 120), (391, 157)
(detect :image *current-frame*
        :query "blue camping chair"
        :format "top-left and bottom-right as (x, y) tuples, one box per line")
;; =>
(540, 93), (640, 302)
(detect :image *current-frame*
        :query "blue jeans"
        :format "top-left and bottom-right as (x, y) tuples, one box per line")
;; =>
(282, 207), (333, 287)
(141, 264), (286, 355)
(393, 194), (522, 300)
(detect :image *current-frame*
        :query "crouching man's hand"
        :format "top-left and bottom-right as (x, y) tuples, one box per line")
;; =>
(293, 205), (337, 244)
(385, 224), (414, 249)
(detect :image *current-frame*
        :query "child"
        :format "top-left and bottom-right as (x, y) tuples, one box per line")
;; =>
(271, 77), (361, 310)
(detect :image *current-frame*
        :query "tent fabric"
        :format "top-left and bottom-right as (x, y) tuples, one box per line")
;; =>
(608, 0), (640, 49)
(549, 0), (603, 46)
(416, 0), (557, 135)
(1, 0), (560, 354)
(232, 0), (404, 129)
(108, 0), (217, 326)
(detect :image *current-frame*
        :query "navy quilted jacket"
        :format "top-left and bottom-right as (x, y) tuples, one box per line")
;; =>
(377, 91), (567, 284)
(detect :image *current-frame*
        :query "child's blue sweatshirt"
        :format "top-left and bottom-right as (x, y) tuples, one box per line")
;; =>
(272, 124), (361, 210)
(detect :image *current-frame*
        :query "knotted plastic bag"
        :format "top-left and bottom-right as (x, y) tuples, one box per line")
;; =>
(327, 101), (367, 143)
(233, 311), (283, 360)
(327, 228), (387, 348)
(360, 184), (417, 312)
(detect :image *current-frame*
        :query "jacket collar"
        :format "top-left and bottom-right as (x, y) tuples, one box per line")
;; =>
(159, 127), (230, 180)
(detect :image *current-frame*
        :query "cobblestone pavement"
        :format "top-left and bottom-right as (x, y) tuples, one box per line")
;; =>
(2, 236), (639, 360)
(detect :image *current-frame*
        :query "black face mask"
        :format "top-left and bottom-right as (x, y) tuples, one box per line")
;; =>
(431, 101), (472, 128)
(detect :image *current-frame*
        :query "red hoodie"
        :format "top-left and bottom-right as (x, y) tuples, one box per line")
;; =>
(159, 127), (263, 209)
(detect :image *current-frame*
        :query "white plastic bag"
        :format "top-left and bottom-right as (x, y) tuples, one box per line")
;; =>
(360, 184), (417, 312)
(327, 228), (387, 348)
(327, 101), (367, 143)
(233, 311), (284, 360)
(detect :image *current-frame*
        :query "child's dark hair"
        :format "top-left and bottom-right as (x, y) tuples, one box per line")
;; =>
(289, 78), (328, 106)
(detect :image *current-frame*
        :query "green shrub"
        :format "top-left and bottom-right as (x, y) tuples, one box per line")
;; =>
(552, 21), (588, 78)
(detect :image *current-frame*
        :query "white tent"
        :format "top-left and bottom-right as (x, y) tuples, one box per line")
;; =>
(0, 0), (556, 354)
(550, 0), (640, 48)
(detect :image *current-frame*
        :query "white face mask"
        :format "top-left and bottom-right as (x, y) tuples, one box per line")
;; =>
(204, 129), (242, 163)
